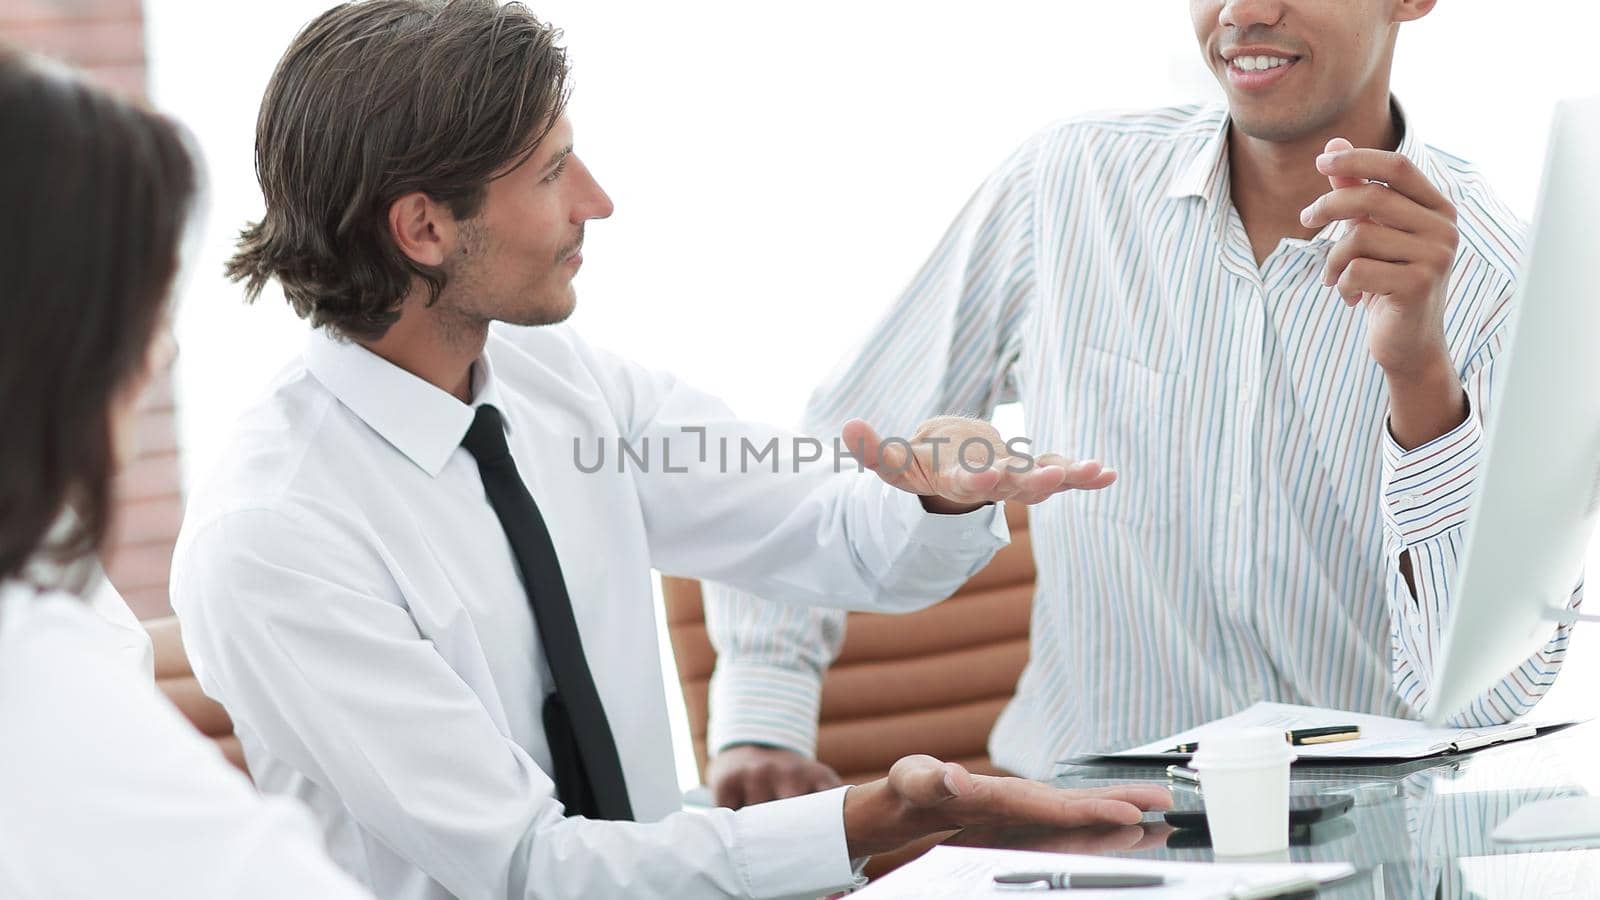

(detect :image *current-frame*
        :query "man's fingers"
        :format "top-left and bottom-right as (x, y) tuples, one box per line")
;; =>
(955, 465), (1003, 498)
(812, 766), (844, 792)
(1301, 183), (1440, 233)
(1038, 455), (1118, 491)
(1060, 459), (1114, 488)
(1323, 137), (1362, 191)
(988, 455), (1117, 503)
(713, 776), (746, 810)
(1070, 783), (1176, 811)
(1321, 222), (1436, 287)
(1337, 258), (1427, 304)
(888, 755), (965, 807)
(840, 419), (888, 470)
(967, 776), (1147, 827)
(949, 774), (1142, 826)
(740, 768), (779, 807)
(1314, 147), (1455, 215)
(888, 757), (1173, 837)
(776, 769), (818, 800)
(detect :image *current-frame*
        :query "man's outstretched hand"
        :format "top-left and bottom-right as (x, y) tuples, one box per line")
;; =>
(842, 754), (1172, 858)
(842, 416), (1116, 515)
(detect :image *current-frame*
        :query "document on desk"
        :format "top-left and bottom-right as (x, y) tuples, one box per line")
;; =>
(1100, 701), (1576, 762)
(853, 846), (1354, 899)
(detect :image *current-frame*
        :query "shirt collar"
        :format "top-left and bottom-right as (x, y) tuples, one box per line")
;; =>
(304, 327), (510, 477)
(1165, 98), (1429, 247)
(1164, 107), (1232, 204)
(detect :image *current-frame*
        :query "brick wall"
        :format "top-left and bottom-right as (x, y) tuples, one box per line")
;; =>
(3, 0), (183, 619)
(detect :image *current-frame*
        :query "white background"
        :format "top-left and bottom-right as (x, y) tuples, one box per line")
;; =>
(146, 1), (1600, 790)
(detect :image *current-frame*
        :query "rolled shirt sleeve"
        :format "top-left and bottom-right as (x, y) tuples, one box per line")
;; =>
(1382, 292), (1581, 726)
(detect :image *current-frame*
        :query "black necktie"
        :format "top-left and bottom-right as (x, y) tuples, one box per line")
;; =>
(460, 404), (633, 821)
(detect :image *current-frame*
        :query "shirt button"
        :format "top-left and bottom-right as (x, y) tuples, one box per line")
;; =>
(1398, 492), (1423, 506)
(1230, 493), (1244, 509)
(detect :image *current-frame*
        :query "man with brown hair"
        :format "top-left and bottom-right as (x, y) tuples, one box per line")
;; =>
(170, 2), (1169, 899)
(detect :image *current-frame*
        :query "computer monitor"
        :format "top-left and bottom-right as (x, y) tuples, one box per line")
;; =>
(1420, 96), (1600, 841)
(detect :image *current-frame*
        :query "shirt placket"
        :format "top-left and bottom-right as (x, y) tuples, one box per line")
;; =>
(1216, 222), (1268, 705)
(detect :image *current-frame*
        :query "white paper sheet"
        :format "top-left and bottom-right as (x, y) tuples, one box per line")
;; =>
(854, 846), (1355, 899)
(1103, 701), (1575, 761)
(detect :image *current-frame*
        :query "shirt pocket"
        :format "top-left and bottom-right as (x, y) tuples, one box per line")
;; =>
(1073, 346), (1181, 529)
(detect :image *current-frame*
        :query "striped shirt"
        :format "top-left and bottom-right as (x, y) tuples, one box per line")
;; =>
(703, 103), (1582, 780)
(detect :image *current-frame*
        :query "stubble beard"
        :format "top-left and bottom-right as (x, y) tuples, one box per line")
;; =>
(441, 219), (578, 330)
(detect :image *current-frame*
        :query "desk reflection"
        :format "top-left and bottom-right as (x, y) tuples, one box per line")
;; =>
(948, 723), (1600, 898)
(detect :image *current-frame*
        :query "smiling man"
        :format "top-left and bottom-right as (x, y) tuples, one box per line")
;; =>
(166, 2), (1174, 899)
(704, 0), (1582, 803)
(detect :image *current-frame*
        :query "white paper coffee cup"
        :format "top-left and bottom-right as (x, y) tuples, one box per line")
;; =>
(1190, 726), (1296, 855)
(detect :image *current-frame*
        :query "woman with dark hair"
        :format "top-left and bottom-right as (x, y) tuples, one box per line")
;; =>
(0, 48), (371, 899)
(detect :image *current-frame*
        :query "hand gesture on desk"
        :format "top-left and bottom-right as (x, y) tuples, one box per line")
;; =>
(843, 755), (1172, 858)
(707, 745), (841, 809)
(842, 415), (1116, 515)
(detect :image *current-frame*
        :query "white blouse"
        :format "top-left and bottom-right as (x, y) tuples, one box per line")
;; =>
(0, 578), (372, 899)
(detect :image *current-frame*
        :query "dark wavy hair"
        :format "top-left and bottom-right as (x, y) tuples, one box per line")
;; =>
(0, 47), (197, 585)
(225, 0), (571, 341)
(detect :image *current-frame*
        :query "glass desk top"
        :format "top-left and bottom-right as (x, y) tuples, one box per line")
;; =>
(946, 721), (1600, 898)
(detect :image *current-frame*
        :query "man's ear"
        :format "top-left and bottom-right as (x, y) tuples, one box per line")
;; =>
(1392, 0), (1437, 24)
(387, 192), (455, 267)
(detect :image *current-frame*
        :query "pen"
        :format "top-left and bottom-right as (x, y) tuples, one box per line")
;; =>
(1168, 725), (1360, 754)
(1289, 725), (1362, 746)
(1166, 764), (1201, 784)
(995, 872), (1166, 890)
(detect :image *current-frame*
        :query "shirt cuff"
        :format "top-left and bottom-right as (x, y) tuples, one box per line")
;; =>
(708, 660), (824, 757)
(1381, 403), (1484, 549)
(733, 785), (863, 899)
(900, 492), (1011, 553)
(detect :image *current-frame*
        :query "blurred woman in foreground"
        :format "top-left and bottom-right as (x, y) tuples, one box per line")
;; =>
(0, 47), (370, 899)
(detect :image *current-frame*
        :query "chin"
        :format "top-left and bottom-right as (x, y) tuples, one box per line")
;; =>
(501, 290), (577, 328)
(1228, 106), (1320, 144)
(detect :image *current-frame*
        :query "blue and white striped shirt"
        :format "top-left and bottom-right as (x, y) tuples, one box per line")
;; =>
(704, 103), (1581, 780)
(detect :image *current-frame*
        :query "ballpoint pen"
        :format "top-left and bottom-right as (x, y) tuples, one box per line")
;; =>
(1168, 725), (1360, 754)
(1166, 764), (1201, 784)
(995, 872), (1166, 890)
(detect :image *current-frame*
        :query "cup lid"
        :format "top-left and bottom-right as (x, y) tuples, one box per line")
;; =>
(1190, 726), (1298, 770)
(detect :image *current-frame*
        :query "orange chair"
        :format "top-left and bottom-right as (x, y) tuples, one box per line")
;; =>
(663, 503), (1034, 872)
(144, 615), (248, 775)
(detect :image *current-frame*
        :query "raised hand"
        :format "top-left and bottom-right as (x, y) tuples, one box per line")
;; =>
(1302, 137), (1469, 448)
(841, 415), (1116, 515)
(1301, 138), (1460, 381)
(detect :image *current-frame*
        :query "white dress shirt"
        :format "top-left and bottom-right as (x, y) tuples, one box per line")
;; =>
(705, 103), (1580, 780)
(85, 564), (156, 680)
(0, 578), (371, 900)
(170, 323), (1007, 900)
(23, 514), (155, 680)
